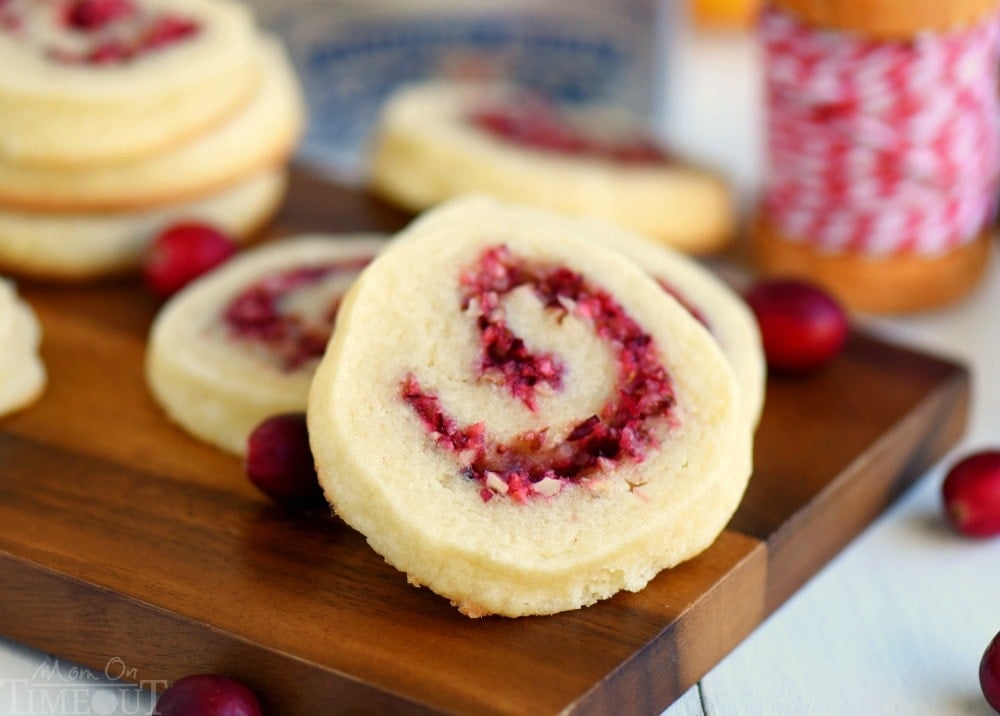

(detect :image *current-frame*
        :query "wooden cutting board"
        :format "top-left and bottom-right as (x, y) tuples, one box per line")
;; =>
(0, 172), (970, 715)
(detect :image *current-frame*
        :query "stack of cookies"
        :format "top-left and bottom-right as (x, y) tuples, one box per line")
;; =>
(0, 0), (304, 281)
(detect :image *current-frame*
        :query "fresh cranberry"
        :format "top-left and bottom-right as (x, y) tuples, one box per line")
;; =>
(63, 0), (134, 31)
(245, 413), (325, 507)
(941, 451), (1000, 538)
(983, 632), (1000, 712)
(744, 278), (848, 373)
(143, 223), (238, 299)
(154, 674), (261, 716)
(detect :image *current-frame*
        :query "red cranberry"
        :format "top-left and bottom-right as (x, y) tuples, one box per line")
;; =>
(143, 223), (237, 299)
(744, 278), (848, 373)
(154, 674), (261, 716)
(941, 451), (1000, 538)
(246, 413), (325, 506)
(983, 632), (1000, 712)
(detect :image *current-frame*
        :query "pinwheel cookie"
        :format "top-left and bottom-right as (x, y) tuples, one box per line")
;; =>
(147, 235), (385, 455)
(0, 277), (45, 417)
(0, 168), (286, 280)
(0, 0), (259, 167)
(308, 197), (751, 617)
(370, 82), (735, 254)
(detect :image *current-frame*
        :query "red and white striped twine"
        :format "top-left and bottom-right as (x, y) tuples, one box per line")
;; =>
(760, 7), (1000, 256)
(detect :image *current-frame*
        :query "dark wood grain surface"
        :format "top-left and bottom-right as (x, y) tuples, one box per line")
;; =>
(0, 172), (970, 714)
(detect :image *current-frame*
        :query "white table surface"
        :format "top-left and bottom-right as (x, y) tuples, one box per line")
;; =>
(1, 2), (998, 714)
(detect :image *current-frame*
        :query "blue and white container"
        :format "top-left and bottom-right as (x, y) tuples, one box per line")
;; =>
(250, 0), (663, 182)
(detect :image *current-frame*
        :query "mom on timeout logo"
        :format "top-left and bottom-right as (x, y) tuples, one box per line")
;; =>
(0, 656), (164, 715)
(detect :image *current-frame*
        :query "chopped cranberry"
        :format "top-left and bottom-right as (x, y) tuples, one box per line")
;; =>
(469, 98), (669, 165)
(62, 0), (134, 31)
(0, 9), (21, 33)
(402, 244), (677, 502)
(87, 39), (132, 63)
(459, 245), (565, 410)
(611, 139), (670, 164)
(153, 674), (261, 716)
(223, 257), (373, 371)
(142, 15), (199, 50)
(143, 223), (238, 299)
(45, 1), (200, 65)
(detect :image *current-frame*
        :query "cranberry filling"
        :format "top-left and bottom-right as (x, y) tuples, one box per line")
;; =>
(141, 14), (198, 50)
(459, 245), (565, 410)
(469, 99), (670, 165)
(0, 0), (204, 64)
(223, 257), (372, 371)
(63, 0), (134, 31)
(402, 245), (677, 503)
(0, 0), (21, 32)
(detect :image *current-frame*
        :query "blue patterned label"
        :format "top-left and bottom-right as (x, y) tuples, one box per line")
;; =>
(254, 2), (658, 181)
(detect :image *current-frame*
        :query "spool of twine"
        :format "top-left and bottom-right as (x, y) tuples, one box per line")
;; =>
(754, 2), (1000, 312)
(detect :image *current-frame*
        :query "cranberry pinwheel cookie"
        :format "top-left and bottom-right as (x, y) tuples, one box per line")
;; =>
(0, 0), (259, 167)
(0, 277), (45, 417)
(147, 236), (385, 455)
(0, 168), (285, 280)
(308, 197), (750, 617)
(370, 82), (735, 254)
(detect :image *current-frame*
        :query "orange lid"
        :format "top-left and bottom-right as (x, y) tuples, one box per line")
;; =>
(770, 0), (998, 37)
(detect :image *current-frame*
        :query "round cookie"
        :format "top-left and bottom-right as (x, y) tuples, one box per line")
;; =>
(0, 37), (302, 211)
(599, 225), (765, 428)
(147, 235), (386, 455)
(0, 168), (287, 280)
(0, 0), (260, 167)
(308, 196), (750, 617)
(369, 82), (735, 254)
(0, 277), (45, 417)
